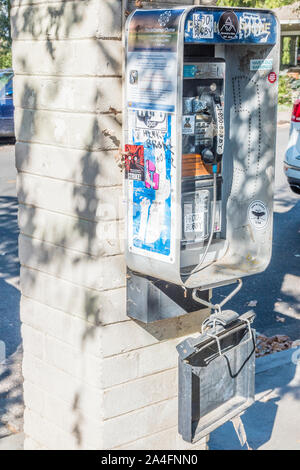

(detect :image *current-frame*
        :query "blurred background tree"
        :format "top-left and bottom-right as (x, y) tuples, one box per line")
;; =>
(0, 0), (11, 69)
(0, 0), (298, 70)
(217, 0), (296, 7)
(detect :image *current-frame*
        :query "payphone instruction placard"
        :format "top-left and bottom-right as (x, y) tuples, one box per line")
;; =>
(127, 51), (177, 113)
(126, 10), (182, 263)
(127, 10), (182, 113)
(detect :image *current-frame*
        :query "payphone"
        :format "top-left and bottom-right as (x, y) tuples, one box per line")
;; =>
(124, 6), (279, 321)
(124, 6), (279, 443)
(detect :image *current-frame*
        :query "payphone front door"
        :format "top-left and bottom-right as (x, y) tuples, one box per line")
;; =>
(181, 58), (226, 274)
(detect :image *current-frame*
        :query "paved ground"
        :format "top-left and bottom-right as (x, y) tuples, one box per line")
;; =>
(0, 143), (23, 441)
(0, 431), (23, 450)
(209, 348), (300, 450)
(209, 115), (300, 450)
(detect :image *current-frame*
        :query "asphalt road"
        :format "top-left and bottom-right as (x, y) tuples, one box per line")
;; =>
(0, 143), (19, 356)
(213, 125), (300, 340)
(0, 142), (22, 438)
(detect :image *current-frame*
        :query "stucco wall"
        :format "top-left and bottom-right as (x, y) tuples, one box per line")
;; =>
(11, 0), (211, 450)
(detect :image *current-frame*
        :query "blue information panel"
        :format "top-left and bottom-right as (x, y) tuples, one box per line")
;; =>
(185, 9), (277, 45)
(126, 9), (181, 263)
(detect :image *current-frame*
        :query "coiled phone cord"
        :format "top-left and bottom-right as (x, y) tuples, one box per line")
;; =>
(181, 164), (218, 278)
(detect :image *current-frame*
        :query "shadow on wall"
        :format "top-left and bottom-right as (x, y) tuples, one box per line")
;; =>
(11, 0), (124, 448)
(11, 0), (211, 448)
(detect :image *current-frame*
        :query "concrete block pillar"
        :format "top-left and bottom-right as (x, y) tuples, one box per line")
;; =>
(11, 0), (211, 450)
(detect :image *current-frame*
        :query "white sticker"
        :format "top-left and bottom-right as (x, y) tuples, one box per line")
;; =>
(212, 201), (222, 233)
(193, 13), (214, 39)
(182, 115), (195, 135)
(248, 200), (269, 230)
(184, 212), (205, 234)
(250, 59), (273, 71)
(135, 110), (167, 131)
(215, 104), (225, 156)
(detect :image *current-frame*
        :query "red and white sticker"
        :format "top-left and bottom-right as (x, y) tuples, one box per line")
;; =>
(268, 72), (277, 84)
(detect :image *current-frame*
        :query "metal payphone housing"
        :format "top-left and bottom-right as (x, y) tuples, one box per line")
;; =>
(124, 6), (280, 317)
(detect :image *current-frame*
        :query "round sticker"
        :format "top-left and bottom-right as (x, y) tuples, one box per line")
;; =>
(218, 11), (239, 41)
(158, 10), (171, 28)
(268, 72), (277, 84)
(248, 201), (269, 230)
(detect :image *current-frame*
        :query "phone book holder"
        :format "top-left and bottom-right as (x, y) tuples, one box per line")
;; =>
(177, 310), (256, 443)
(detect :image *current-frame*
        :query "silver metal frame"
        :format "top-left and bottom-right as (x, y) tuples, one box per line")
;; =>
(124, 6), (280, 290)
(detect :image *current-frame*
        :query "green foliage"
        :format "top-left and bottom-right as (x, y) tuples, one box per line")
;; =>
(217, 0), (296, 8)
(0, 0), (296, 71)
(278, 75), (293, 106)
(0, 0), (11, 69)
(282, 37), (292, 66)
(0, 49), (11, 69)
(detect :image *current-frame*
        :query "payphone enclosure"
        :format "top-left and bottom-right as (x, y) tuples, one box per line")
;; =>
(124, 6), (280, 294)
(124, 7), (278, 442)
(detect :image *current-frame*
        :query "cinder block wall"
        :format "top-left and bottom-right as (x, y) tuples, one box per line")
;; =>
(11, 0), (212, 450)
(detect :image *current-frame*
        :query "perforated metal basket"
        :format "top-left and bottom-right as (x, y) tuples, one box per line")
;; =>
(177, 311), (256, 443)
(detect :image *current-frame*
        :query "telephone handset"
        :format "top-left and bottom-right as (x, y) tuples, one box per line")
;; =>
(213, 96), (225, 163)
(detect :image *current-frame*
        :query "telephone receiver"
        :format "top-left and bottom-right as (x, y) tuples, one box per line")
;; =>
(202, 94), (225, 167)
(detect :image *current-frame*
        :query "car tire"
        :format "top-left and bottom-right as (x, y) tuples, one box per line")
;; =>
(289, 184), (300, 195)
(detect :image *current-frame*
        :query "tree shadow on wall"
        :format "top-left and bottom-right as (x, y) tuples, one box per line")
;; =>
(12, 0), (207, 449)
(10, 0), (125, 449)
